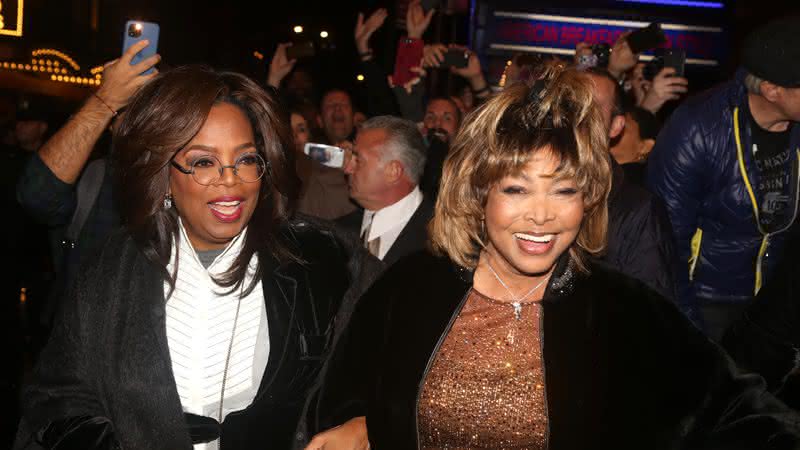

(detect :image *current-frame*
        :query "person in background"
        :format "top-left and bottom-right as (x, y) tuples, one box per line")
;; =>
(14, 65), (376, 450)
(291, 107), (357, 220)
(629, 63), (689, 115)
(307, 64), (800, 450)
(419, 97), (462, 201)
(610, 105), (660, 187)
(647, 17), (800, 339)
(318, 89), (356, 145)
(16, 41), (159, 332)
(337, 116), (432, 267)
(586, 67), (676, 301)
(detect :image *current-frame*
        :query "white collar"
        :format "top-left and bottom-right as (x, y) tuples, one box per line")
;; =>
(361, 186), (423, 241)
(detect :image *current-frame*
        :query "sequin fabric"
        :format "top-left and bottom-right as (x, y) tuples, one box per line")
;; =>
(418, 289), (548, 450)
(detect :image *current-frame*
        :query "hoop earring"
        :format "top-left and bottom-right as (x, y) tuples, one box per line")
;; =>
(163, 194), (173, 210)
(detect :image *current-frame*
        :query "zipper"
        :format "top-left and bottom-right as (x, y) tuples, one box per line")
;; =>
(540, 303), (550, 449)
(755, 234), (770, 295)
(414, 289), (471, 449)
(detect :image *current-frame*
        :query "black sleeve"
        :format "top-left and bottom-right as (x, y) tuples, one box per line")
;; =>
(13, 261), (120, 450)
(16, 153), (78, 227)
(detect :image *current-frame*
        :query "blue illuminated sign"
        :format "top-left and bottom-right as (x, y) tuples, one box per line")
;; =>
(619, 0), (724, 8)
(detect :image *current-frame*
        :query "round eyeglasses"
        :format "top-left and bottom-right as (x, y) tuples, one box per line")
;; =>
(171, 153), (267, 186)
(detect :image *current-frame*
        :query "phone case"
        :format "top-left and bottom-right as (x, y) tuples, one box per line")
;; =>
(123, 20), (159, 75)
(663, 50), (686, 77)
(286, 42), (315, 60)
(442, 49), (469, 69)
(304, 143), (344, 168)
(392, 38), (424, 86)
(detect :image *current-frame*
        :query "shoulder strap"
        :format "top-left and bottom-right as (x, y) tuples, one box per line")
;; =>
(65, 159), (106, 243)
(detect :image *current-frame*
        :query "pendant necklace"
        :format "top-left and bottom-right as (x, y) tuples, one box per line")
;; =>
(486, 260), (548, 320)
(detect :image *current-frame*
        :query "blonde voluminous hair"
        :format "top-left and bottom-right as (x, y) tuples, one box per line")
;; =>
(429, 64), (612, 272)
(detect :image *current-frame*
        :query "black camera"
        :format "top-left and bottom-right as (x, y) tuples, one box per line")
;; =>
(127, 22), (143, 38)
(644, 48), (686, 81)
(592, 43), (611, 68)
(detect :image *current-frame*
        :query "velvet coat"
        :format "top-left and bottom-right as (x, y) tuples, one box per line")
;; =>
(14, 218), (380, 450)
(313, 251), (800, 449)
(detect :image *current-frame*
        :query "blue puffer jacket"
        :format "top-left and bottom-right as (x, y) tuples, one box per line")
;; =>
(647, 70), (800, 319)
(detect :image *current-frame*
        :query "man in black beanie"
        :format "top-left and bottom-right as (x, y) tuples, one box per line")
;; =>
(647, 16), (800, 341)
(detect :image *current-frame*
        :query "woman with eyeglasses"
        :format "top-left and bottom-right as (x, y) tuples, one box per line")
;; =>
(14, 66), (376, 450)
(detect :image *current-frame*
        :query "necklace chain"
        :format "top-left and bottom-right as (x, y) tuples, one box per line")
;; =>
(485, 260), (548, 320)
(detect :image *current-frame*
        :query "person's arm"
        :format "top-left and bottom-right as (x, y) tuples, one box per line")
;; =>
(607, 32), (638, 80)
(646, 104), (707, 322)
(354, 9), (398, 117)
(39, 40), (159, 185)
(450, 48), (491, 106)
(266, 43), (296, 90)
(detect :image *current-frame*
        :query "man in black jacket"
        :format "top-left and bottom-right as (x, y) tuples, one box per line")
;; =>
(587, 68), (677, 301)
(337, 116), (433, 268)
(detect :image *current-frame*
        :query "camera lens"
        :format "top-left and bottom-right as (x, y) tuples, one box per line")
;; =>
(128, 24), (142, 38)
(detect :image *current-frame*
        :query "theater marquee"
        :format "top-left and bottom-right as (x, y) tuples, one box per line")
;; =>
(0, 0), (24, 37)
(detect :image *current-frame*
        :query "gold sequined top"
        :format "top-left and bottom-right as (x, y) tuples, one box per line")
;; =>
(418, 289), (548, 450)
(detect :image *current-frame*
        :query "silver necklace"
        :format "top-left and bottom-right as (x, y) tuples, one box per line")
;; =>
(486, 261), (548, 320)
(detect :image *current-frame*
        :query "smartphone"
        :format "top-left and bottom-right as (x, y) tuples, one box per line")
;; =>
(662, 48), (686, 77)
(286, 41), (315, 60)
(626, 23), (666, 55)
(392, 38), (424, 86)
(122, 20), (159, 75)
(304, 142), (345, 168)
(441, 48), (469, 69)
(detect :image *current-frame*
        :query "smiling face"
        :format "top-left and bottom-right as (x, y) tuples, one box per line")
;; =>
(423, 98), (460, 141)
(169, 102), (262, 251)
(483, 150), (585, 278)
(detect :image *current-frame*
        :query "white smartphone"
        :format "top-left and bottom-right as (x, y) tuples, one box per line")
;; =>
(304, 142), (345, 168)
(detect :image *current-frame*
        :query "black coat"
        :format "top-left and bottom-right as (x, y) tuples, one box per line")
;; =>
(723, 229), (800, 410)
(14, 218), (380, 450)
(313, 251), (800, 449)
(336, 196), (434, 267)
(604, 160), (677, 302)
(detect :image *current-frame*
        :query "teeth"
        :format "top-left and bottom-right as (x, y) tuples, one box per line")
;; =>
(514, 233), (553, 243)
(211, 201), (241, 207)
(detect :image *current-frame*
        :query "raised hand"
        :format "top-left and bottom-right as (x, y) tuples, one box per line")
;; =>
(406, 0), (435, 39)
(355, 8), (388, 55)
(640, 67), (689, 114)
(267, 43), (296, 89)
(422, 44), (447, 68)
(96, 40), (160, 112)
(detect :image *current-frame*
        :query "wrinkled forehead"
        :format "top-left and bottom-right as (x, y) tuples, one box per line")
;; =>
(322, 91), (352, 108)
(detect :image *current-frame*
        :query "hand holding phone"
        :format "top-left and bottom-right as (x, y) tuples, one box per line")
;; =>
(440, 48), (469, 69)
(122, 20), (160, 75)
(304, 143), (345, 168)
(393, 38), (424, 86)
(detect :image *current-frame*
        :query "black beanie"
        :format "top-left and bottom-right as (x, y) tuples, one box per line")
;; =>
(742, 16), (800, 88)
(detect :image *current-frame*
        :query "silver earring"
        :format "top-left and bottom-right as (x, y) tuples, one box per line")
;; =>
(163, 195), (173, 209)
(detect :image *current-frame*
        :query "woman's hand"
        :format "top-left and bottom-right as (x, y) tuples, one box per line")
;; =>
(305, 417), (368, 450)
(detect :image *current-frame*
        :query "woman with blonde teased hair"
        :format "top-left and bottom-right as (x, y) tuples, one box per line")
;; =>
(306, 65), (800, 449)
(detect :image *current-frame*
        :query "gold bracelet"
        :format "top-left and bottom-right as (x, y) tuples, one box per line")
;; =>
(92, 92), (118, 116)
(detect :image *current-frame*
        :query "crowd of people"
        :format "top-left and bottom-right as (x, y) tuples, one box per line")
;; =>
(4, 1), (800, 448)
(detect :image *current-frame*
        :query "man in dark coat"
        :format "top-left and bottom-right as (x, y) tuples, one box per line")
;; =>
(587, 68), (676, 301)
(337, 116), (433, 268)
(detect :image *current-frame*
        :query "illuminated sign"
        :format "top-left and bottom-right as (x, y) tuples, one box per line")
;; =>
(618, 0), (724, 8)
(489, 12), (724, 66)
(0, 0), (24, 37)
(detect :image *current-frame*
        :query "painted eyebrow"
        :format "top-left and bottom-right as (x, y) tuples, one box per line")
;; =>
(183, 142), (257, 153)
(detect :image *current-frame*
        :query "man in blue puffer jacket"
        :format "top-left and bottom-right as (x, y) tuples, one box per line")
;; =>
(647, 17), (800, 340)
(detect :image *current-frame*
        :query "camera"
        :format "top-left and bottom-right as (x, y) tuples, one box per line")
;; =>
(127, 22), (143, 38)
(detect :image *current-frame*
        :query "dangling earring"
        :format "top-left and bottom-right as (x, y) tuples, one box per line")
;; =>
(163, 194), (173, 210)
